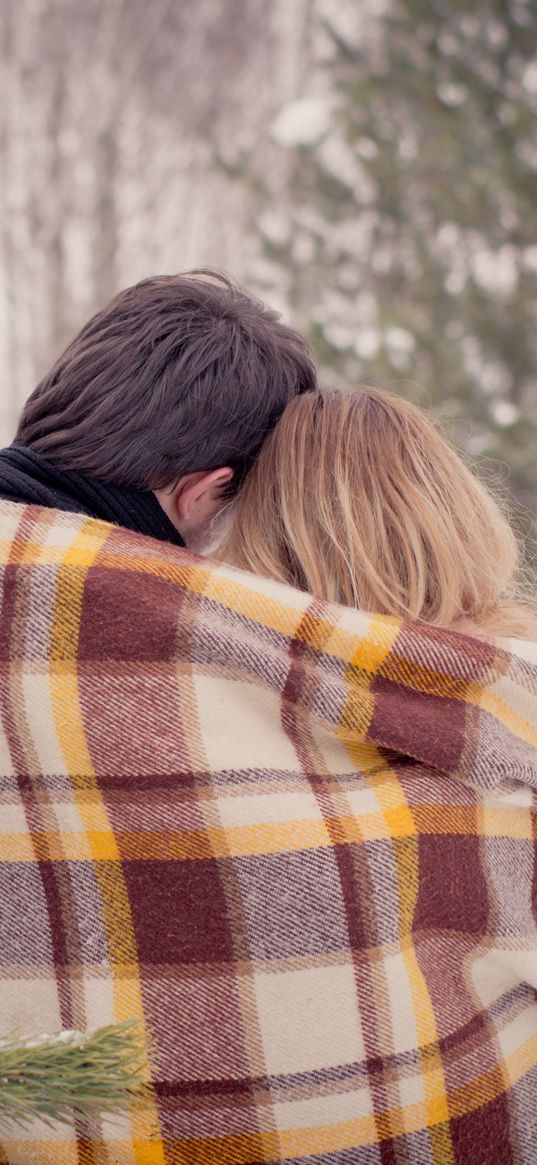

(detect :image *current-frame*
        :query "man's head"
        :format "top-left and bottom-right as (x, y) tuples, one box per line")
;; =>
(18, 270), (317, 542)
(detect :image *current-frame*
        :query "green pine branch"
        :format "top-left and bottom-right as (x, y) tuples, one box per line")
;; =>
(0, 1021), (148, 1130)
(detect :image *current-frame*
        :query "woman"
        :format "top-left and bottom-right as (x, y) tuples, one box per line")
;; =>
(221, 385), (537, 640)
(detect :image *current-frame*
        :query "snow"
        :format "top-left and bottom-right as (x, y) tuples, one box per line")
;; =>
(323, 321), (356, 351)
(522, 62), (537, 95)
(471, 245), (519, 298)
(257, 209), (290, 247)
(436, 82), (468, 108)
(436, 222), (461, 248)
(354, 327), (381, 359)
(485, 20), (508, 48)
(490, 400), (520, 427)
(480, 362), (513, 396)
(292, 232), (317, 264)
(385, 326), (415, 354)
(318, 135), (377, 201)
(271, 97), (334, 148)
(523, 246), (537, 273)
(315, 0), (363, 51)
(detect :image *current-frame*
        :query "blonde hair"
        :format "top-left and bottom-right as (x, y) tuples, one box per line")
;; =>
(221, 387), (537, 639)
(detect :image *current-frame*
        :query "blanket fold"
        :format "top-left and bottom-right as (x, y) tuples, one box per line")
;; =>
(0, 500), (536, 1165)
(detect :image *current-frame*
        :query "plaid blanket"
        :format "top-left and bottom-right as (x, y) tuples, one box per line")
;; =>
(0, 499), (536, 1165)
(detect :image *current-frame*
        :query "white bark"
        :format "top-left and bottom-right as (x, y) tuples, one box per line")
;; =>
(0, 0), (318, 446)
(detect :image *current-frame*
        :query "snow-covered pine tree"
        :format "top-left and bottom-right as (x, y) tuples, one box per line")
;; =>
(250, 0), (537, 519)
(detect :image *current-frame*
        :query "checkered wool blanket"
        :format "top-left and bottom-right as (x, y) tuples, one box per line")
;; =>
(0, 499), (536, 1165)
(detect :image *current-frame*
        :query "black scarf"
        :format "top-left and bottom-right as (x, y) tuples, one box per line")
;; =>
(0, 443), (185, 547)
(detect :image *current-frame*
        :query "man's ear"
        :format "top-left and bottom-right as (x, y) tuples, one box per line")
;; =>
(155, 468), (234, 540)
(175, 467), (234, 523)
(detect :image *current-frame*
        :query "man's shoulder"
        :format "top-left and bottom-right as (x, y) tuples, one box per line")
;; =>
(0, 499), (203, 659)
(0, 498), (322, 640)
(0, 497), (194, 573)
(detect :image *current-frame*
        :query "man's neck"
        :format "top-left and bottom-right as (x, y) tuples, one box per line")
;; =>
(0, 443), (185, 547)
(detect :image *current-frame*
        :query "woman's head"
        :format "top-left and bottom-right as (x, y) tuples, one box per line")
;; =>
(221, 387), (537, 638)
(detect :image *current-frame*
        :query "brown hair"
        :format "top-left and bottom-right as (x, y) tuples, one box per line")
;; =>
(222, 387), (537, 639)
(18, 270), (316, 490)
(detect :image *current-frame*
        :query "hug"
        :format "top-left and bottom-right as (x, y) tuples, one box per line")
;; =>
(0, 271), (536, 1165)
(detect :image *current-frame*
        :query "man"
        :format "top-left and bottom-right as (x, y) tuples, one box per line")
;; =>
(0, 269), (316, 542)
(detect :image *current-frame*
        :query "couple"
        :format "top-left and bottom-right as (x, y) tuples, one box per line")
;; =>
(0, 271), (536, 1165)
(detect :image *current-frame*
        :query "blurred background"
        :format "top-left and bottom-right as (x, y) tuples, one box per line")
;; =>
(1, 0), (536, 531)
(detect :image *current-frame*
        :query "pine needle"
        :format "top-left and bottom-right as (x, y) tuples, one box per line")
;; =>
(0, 1021), (148, 1130)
